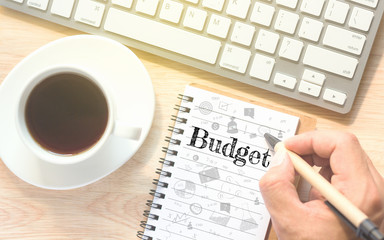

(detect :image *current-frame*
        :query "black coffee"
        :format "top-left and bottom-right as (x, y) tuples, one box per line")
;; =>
(25, 73), (109, 155)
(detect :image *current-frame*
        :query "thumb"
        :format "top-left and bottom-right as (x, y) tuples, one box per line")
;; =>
(259, 149), (302, 219)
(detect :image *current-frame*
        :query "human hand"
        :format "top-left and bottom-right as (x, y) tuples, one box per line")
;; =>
(259, 131), (384, 240)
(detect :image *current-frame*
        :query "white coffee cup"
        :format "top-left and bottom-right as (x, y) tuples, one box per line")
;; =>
(15, 64), (142, 165)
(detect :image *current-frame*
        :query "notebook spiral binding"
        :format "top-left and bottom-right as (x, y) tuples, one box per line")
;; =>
(137, 93), (193, 240)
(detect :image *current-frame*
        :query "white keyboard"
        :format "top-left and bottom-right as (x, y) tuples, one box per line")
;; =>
(2, 0), (383, 113)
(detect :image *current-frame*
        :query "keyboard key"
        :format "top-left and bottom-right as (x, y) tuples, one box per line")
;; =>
(136, 0), (159, 16)
(348, 7), (374, 31)
(323, 88), (347, 105)
(159, 0), (184, 23)
(250, 54), (275, 81)
(274, 73), (297, 89)
(27, 0), (49, 10)
(219, 44), (251, 73)
(183, 7), (207, 31)
(276, 0), (298, 9)
(255, 29), (279, 54)
(303, 45), (358, 78)
(323, 25), (366, 55)
(231, 22), (255, 46)
(207, 14), (231, 38)
(302, 69), (325, 86)
(350, 0), (378, 8)
(300, 0), (325, 16)
(324, 0), (349, 24)
(74, 0), (105, 27)
(105, 8), (221, 64)
(298, 80), (322, 97)
(279, 37), (303, 61)
(202, 0), (225, 11)
(112, 0), (133, 9)
(274, 9), (299, 34)
(226, 0), (250, 19)
(250, 2), (275, 27)
(298, 17), (323, 42)
(51, 0), (75, 18)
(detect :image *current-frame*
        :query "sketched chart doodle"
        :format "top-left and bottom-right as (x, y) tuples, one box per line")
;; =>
(257, 125), (271, 136)
(209, 210), (231, 226)
(254, 197), (260, 205)
(190, 203), (203, 215)
(174, 180), (196, 199)
(192, 154), (199, 162)
(218, 176), (242, 200)
(239, 205), (259, 232)
(220, 202), (231, 213)
(199, 167), (220, 184)
(211, 122), (220, 131)
(218, 101), (230, 111)
(188, 222), (193, 230)
(244, 108), (254, 118)
(198, 101), (213, 115)
(240, 217), (258, 231)
(227, 117), (238, 134)
(278, 130), (283, 138)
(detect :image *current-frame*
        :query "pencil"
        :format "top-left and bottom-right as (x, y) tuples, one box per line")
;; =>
(264, 133), (384, 240)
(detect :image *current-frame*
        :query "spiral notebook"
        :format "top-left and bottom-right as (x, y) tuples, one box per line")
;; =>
(138, 84), (316, 240)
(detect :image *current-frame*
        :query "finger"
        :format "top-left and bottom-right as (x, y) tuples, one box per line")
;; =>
(299, 154), (330, 168)
(312, 155), (331, 168)
(366, 158), (384, 192)
(260, 149), (303, 221)
(284, 130), (370, 178)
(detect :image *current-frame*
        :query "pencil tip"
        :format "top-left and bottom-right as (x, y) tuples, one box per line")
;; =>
(264, 133), (280, 150)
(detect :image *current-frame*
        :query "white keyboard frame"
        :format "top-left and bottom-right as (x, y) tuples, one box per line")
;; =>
(1, 0), (384, 113)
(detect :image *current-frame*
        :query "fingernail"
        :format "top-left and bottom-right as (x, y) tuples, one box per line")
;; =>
(269, 149), (287, 168)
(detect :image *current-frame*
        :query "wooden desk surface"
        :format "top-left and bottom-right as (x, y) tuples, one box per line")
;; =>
(0, 6), (383, 240)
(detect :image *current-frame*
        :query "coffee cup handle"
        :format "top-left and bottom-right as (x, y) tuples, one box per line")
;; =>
(113, 121), (142, 140)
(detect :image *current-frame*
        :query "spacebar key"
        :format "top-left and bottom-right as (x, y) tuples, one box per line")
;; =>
(105, 8), (221, 64)
(303, 45), (358, 78)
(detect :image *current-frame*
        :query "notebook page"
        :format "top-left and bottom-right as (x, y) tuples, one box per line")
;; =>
(144, 85), (299, 240)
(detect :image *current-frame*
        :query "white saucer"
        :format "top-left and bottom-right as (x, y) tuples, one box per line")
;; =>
(0, 35), (155, 190)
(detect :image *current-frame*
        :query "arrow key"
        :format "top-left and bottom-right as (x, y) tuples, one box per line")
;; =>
(274, 73), (297, 89)
(302, 69), (325, 86)
(298, 80), (321, 97)
(323, 88), (347, 105)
